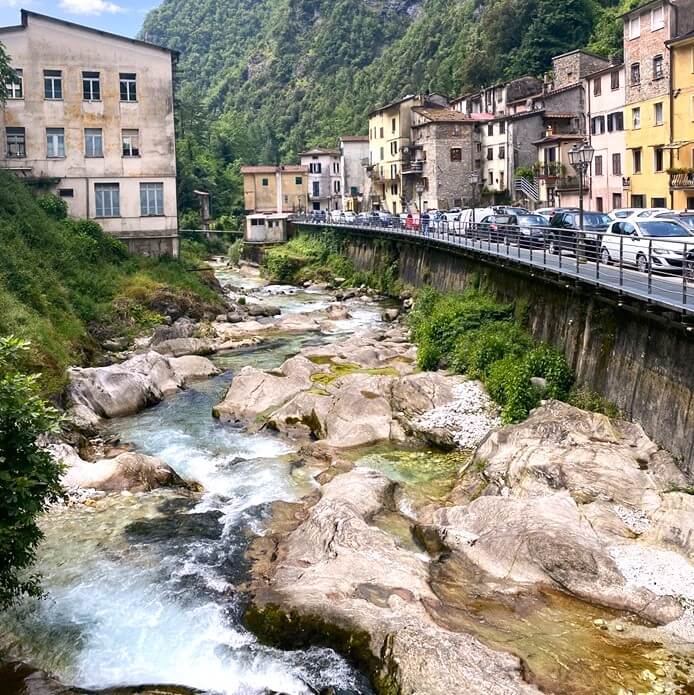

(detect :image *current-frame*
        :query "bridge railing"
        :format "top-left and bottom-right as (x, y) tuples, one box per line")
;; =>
(290, 213), (694, 316)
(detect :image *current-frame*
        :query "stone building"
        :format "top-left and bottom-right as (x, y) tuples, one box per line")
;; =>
(339, 135), (368, 211)
(623, 0), (694, 208)
(366, 93), (448, 214)
(0, 10), (179, 256)
(408, 107), (482, 211)
(241, 165), (308, 214)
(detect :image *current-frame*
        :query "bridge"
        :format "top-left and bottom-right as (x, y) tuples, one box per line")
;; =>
(292, 216), (694, 320)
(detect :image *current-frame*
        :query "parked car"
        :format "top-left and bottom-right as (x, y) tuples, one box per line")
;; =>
(608, 207), (643, 220)
(491, 205), (531, 216)
(601, 218), (693, 273)
(342, 211), (356, 223)
(627, 207), (671, 219)
(476, 214), (514, 242)
(310, 210), (327, 222)
(547, 210), (611, 258)
(653, 211), (694, 232)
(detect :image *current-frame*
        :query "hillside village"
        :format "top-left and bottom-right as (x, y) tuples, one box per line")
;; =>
(243, 0), (694, 219)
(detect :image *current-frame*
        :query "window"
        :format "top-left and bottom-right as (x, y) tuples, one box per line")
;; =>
(654, 146), (664, 172)
(390, 183), (398, 196)
(651, 4), (664, 30)
(596, 196), (604, 212)
(391, 117), (396, 133)
(119, 73), (137, 102)
(630, 63), (641, 85)
(607, 111), (624, 131)
(654, 101), (664, 125)
(390, 163), (397, 178)
(332, 161), (339, 174)
(488, 171), (493, 185)
(653, 55), (664, 80)
(613, 193), (622, 209)
(5, 127), (25, 157)
(629, 15), (641, 39)
(390, 141), (397, 156)
(652, 196), (667, 207)
(488, 123), (494, 136)
(95, 183), (119, 217)
(611, 70), (620, 90)
(85, 128), (103, 157)
(44, 70), (62, 100)
(6, 68), (22, 99)
(612, 152), (622, 175)
(82, 71), (100, 101)
(499, 171), (505, 187)
(591, 116), (605, 135)
(632, 107), (641, 129)
(295, 176), (302, 185)
(486, 147), (493, 161)
(140, 182), (164, 216)
(46, 128), (65, 158)
(379, 146), (384, 160)
(261, 178), (268, 186)
(593, 77), (602, 96)
(122, 129), (140, 157)
(499, 121), (506, 134)
(632, 194), (646, 207)
(312, 181), (320, 197)
(594, 155), (603, 176)
(379, 127), (384, 138)
(58, 188), (74, 197)
(310, 162), (322, 173)
(333, 180), (340, 194)
(633, 148), (642, 174)
(498, 145), (505, 159)
(450, 147), (462, 161)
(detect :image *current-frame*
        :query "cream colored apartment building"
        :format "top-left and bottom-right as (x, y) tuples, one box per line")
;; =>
(241, 165), (308, 214)
(0, 10), (179, 256)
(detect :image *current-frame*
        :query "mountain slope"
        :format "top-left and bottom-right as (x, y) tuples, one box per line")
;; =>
(140, 0), (634, 218)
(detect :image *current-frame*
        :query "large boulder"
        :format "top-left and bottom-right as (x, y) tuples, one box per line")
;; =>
(169, 355), (220, 384)
(247, 468), (538, 695)
(428, 492), (682, 624)
(53, 443), (187, 493)
(152, 337), (215, 357)
(68, 351), (182, 419)
(151, 317), (197, 346)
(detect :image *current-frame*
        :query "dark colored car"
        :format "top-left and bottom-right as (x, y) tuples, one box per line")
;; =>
(547, 210), (611, 258)
(476, 214), (548, 247)
(655, 212), (694, 232)
(311, 210), (327, 222)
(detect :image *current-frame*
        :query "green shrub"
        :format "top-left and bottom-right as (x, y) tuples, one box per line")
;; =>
(568, 386), (620, 418)
(0, 337), (64, 609)
(525, 343), (573, 399)
(228, 238), (244, 265)
(486, 355), (540, 423)
(35, 193), (68, 220)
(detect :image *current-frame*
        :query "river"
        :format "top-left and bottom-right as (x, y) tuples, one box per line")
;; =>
(1, 267), (379, 695)
(2, 264), (694, 695)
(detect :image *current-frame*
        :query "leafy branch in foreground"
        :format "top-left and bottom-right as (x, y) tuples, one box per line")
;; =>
(0, 336), (64, 610)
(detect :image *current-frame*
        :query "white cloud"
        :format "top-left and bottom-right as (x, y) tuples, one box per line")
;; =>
(58, 0), (124, 15)
(0, 0), (25, 7)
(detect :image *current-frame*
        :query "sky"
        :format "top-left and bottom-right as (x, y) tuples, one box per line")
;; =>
(0, 0), (152, 38)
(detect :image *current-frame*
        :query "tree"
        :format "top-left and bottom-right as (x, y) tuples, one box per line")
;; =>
(0, 337), (64, 610)
(0, 41), (14, 103)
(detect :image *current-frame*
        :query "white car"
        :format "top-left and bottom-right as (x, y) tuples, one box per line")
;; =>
(608, 207), (643, 220)
(342, 211), (356, 223)
(626, 207), (671, 219)
(600, 218), (693, 272)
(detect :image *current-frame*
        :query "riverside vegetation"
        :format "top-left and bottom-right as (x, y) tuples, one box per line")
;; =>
(262, 233), (613, 423)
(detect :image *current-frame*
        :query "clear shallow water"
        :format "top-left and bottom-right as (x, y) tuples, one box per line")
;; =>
(1, 270), (378, 695)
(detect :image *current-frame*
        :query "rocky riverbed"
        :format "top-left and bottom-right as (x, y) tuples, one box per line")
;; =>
(5, 257), (694, 695)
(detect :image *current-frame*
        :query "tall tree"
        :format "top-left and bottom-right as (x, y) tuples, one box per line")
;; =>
(0, 41), (14, 103)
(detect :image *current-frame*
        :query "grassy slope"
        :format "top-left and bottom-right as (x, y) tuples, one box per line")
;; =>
(0, 171), (223, 393)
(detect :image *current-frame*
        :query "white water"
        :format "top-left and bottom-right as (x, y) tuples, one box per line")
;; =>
(2, 270), (381, 695)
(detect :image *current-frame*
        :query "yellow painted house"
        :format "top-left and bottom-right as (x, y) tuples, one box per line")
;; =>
(668, 31), (694, 209)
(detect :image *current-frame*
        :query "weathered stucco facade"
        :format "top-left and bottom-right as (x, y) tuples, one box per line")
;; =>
(241, 165), (308, 214)
(0, 10), (179, 256)
(299, 148), (341, 212)
(339, 136), (368, 212)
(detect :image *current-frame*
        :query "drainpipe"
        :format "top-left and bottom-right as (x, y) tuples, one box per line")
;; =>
(668, 42), (675, 210)
(586, 80), (592, 209)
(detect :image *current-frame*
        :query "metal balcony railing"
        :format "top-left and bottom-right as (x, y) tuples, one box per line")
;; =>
(556, 176), (580, 191)
(290, 213), (694, 317)
(670, 173), (694, 190)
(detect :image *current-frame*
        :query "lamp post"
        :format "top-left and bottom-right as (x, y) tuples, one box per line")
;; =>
(568, 141), (595, 259)
(415, 181), (425, 215)
(468, 171), (480, 226)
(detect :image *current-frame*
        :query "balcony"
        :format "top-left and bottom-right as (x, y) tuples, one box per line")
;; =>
(402, 160), (424, 175)
(556, 176), (580, 192)
(533, 162), (567, 179)
(669, 171), (694, 189)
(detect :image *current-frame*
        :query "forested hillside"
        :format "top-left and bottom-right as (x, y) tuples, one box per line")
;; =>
(140, 0), (640, 219)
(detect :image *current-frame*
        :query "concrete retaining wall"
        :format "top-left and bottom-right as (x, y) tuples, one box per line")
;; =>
(335, 230), (694, 476)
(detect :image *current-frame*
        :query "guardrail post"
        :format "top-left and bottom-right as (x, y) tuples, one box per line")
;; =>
(647, 239), (653, 296)
(684, 243), (688, 308)
(619, 235), (624, 290)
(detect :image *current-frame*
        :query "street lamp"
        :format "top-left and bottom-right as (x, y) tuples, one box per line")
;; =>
(468, 171), (480, 225)
(415, 181), (425, 214)
(568, 141), (595, 233)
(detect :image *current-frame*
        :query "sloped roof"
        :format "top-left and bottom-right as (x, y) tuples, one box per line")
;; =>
(340, 135), (369, 142)
(299, 148), (340, 157)
(0, 10), (178, 56)
(411, 107), (474, 123)
(241, 165), (307, 173)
